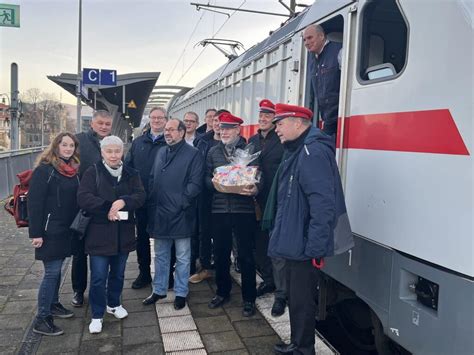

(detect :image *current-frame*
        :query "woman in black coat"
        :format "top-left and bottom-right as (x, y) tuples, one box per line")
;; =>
(77, 135), (145, 334)
(28, 132), (81, 336)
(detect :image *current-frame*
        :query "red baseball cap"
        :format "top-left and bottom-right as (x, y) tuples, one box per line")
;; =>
(259, 99), (275, 114)
(219, 112), (244, 128)
(272, 103), (313, 123)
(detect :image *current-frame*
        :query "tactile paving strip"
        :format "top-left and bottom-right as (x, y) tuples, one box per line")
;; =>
(159, 315), (197, 334)
(162, 330), (204, 352)
(156, 302), (191, 317)
(166, 349), (207, 355)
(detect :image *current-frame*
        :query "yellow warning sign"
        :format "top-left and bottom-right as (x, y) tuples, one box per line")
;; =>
(128, 99), (137, 109)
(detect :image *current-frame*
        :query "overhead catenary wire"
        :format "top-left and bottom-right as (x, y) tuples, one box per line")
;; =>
(175, 0), (247, 86)
(166, 11), (206, 84)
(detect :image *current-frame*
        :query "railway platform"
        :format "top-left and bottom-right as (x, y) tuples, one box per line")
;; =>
(0, 208), (335, 355)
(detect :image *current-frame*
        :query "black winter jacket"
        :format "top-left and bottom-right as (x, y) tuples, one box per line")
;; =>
(77, 162), (146, 256)
(76, 130), (102, 176)
(28, 163), (80, 261)
(206, 138), (261, 214)
(248, 128), (284, 209)
(147, 140), (204, 239)
(124, 130), (167, 195)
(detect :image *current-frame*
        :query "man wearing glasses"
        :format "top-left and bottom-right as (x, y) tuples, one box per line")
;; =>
(183, 111), (201, 146)
(125, 107), (173, 290)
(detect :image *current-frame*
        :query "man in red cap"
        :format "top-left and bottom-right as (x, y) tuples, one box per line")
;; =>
(249, 99), (287, 317)
(205, 112), (260, 317)
(265, 103), (353, 354)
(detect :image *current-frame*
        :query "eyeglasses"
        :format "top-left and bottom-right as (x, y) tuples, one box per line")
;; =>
(183, 119), (197, 124)
(164, 128), (179, 133)
(150, 116), (166, 120)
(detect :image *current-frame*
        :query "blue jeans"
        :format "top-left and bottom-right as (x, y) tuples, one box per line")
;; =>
(89, 254), (128, 319)
(37, 259), (64, 318)
(153, 238), (190, 297)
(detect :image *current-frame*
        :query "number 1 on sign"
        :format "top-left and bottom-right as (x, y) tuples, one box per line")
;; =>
(109, 71), (115, 83)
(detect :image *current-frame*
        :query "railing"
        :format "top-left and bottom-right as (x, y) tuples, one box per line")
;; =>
(0, 147), (46, 201)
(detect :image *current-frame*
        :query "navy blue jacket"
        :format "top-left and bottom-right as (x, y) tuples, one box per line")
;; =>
(308, 41), (342, 126)
(76, 130), (101, 177)
(124, 130), (167, 195)
(147, 140), (204, 239)
(268, 126), (353, 260)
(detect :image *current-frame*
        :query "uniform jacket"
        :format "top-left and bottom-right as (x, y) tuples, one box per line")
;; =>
(268, 126), (353, 260)
(308, 41), (342, 124)
(28, 163), (80, 261)
(206, 138), (261, 214)
(124, 130), (166, 195)
(147, 140), (204, 239)
(76, 129), (102, 176)
(248, 128), (284, 209)
(77, 162), (146, 256)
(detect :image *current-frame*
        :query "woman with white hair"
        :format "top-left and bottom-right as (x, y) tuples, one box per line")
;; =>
(77, 135), (145, 334)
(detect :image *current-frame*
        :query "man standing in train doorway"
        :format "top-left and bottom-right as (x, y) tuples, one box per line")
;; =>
(249, 99), (287, 317)
(303, 24), (342, 136)
(266, 103), (353, 354)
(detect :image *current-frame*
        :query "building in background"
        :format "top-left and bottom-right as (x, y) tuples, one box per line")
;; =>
(0, 103), (11, 151)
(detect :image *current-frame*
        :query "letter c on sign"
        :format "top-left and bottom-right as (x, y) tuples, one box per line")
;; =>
(88, 70), (98, 82)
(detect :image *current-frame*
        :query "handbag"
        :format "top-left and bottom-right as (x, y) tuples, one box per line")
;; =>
(70, 164), (100, 240)
(70, 209), (91, 240)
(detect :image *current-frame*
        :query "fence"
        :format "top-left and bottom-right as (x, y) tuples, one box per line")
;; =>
(0, 147), (45, 201)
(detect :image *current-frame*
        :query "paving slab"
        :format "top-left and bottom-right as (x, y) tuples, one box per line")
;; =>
(233, 319), (276, 338)
(201, 330), (245, 353)
(122, 325), (162, 346)
(195, 315), (234, 334)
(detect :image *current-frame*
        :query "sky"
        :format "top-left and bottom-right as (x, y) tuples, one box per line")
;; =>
(0, 0), (313, 105)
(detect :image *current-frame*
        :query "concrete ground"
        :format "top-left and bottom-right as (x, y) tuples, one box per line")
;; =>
(0, 207), (335, 355)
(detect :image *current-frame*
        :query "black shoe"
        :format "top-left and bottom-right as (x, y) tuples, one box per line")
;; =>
(174, 296), (186, 310)
(208, 295), (229, 309)
(71, 292), (84, 307)
(142, 293), (166, 305)
(256, 282), (276, 297)
(274, 342), (297, 354)
(242, 301), (256, 317)
(132, 274), (152, 289)
(33, 316), (64, 336)
(271, 298), (286, 317)
(51, 303), (74, 318)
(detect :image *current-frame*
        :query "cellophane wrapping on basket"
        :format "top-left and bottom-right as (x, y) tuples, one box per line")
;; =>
(212, 145), (261, 194)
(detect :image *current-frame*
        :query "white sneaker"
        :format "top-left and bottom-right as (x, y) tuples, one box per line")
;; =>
(89, 318), (103, 334)
(106, 305), (128, 319)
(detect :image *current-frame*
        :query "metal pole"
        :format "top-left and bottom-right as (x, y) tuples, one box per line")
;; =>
(10, 63), (19, 150)
(41, 111), (44, 146)
(76, 0), (82, 133)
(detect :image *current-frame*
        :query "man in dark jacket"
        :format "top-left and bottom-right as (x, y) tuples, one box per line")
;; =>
(189, 109), (225, 283)
(124, 106), (168, 289)
(268, 104), (354, 355)
(249, 99), (286, 317)
(206, 112), (260, 317)
(304, 24), (342, 136)
(143, 119), (203, 310)
(72, 110), (112, 307)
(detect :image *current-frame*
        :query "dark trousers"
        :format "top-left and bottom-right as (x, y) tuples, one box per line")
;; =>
(286, 259), (318, 355)
(198, 194), (213, 270)
(135, 208), (151, 277)
(71, 238), (87, 293)
(37, 259), (64, 318)
(213, 213), (256, 302)
(255, 228), (287, 300)
(89, 253), (128, 318)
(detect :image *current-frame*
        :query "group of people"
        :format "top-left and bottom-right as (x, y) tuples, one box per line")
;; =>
(28, 23), (353, 355)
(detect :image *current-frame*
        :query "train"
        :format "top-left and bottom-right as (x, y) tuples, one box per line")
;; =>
(167, 1), (473, 354)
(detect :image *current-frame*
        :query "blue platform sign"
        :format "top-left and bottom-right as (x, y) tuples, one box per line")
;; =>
(100, 69), (117, 86)
(83, 68), (100, 85)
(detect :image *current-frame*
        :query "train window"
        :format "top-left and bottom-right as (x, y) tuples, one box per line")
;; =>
(358, 0), (408, 83)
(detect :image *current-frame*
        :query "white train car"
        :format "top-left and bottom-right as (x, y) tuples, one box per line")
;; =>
(169, 1), (473, 354)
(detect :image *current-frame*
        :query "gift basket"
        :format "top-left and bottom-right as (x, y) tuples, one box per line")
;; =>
(212, 145), (261, 194)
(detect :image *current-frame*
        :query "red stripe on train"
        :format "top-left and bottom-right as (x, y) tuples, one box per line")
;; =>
(241, 109), (470, 156)
(336, 109), (470, 155)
